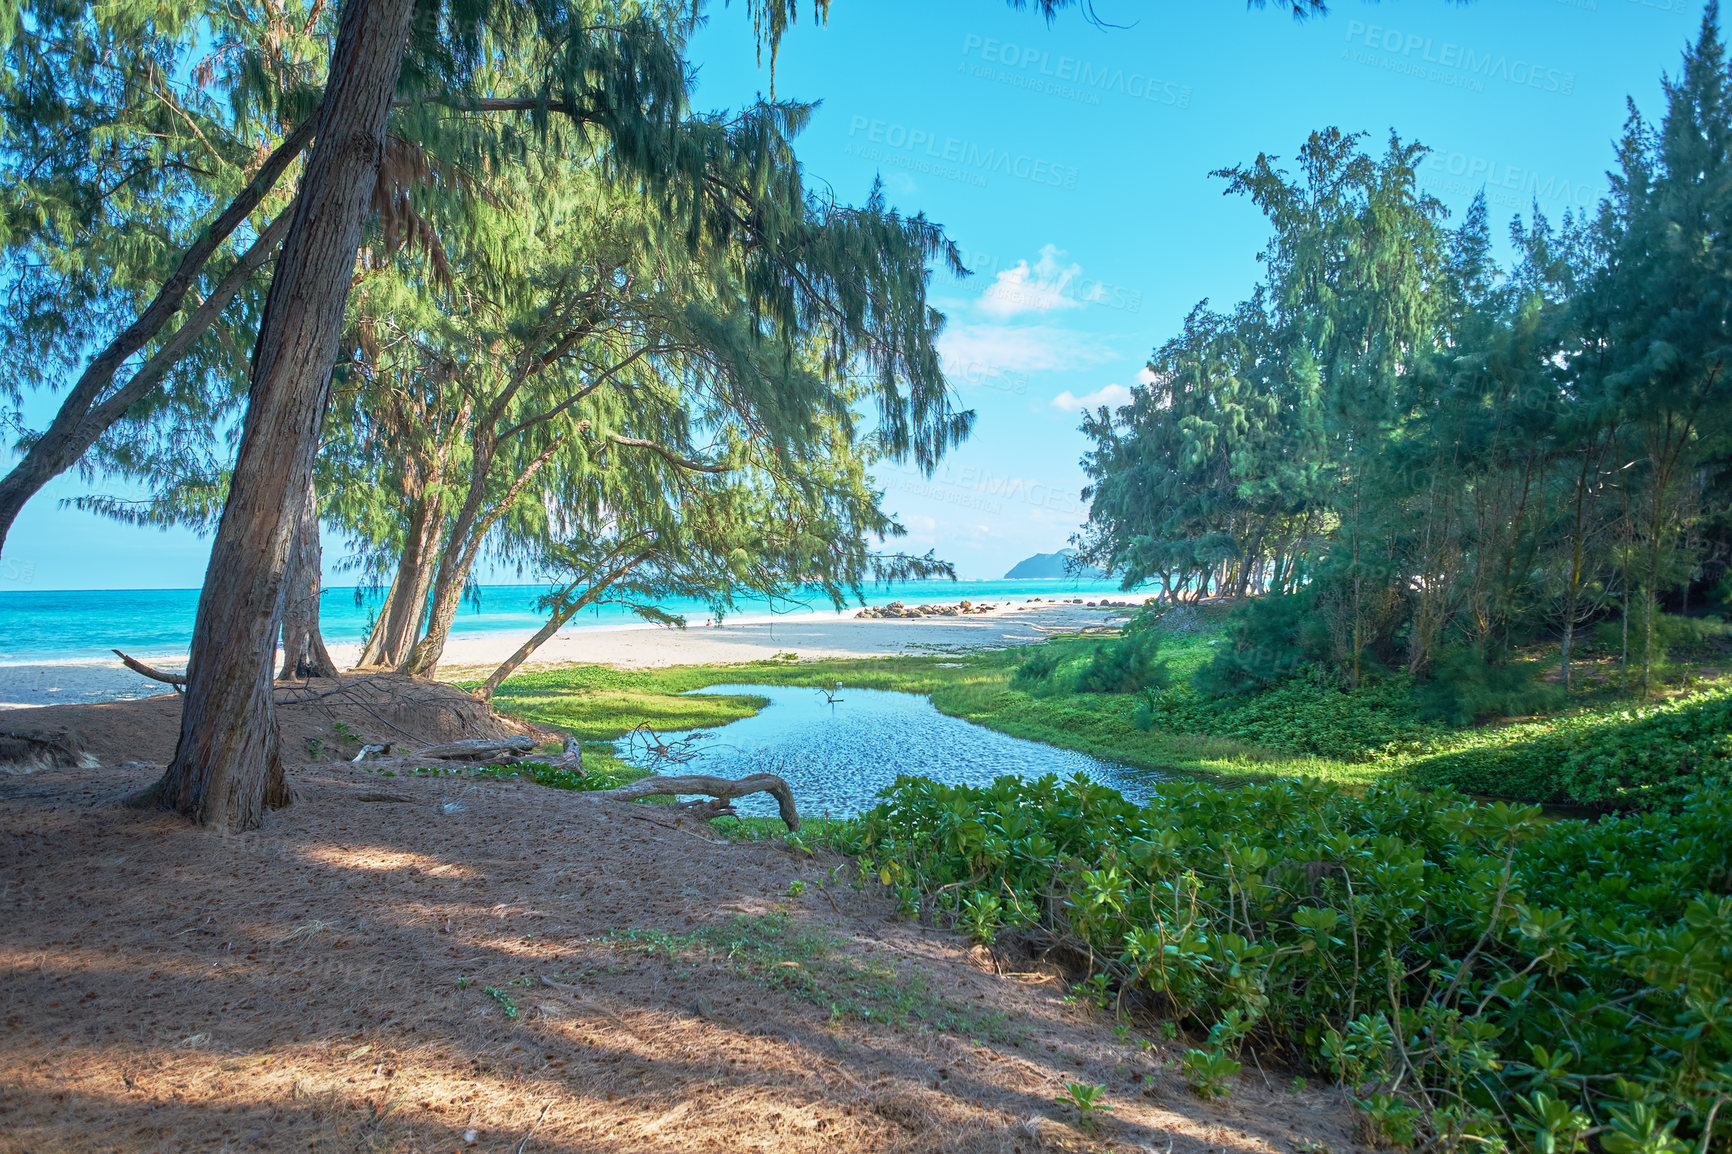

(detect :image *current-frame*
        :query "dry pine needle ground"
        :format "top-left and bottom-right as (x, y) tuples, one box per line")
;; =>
(1, 757), (1361, 1153)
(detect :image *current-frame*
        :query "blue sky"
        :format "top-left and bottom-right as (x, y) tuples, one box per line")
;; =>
(0, 0), (1696, 590)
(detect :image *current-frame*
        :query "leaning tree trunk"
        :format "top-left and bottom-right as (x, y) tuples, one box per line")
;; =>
(400, 431), (570, 679)
(473, 550), (652, 701)
(144, 0), (417, 831)
(590, 773), (802, 831)
(399, 540), (476, 678)
(278, 476), (340, 680)
(474, 610), (572, 702)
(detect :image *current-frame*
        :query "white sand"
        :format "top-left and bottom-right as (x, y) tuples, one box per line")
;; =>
(0, 596), (1150, 709)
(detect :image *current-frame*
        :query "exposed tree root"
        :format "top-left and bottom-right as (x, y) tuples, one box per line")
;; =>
(590, 773), (801, 831)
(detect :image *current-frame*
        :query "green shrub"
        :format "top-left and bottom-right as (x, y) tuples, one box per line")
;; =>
(1594, 612), (1732, 658)
(1139, 673), (1445, 761)
(1073, 629), (1169, 695)
(849, 773), (1732, 1151)
(1009, 647), (1064, 690)
(1410, 686), (1732, 808)
(1191, 592), (1318, 696)
(464, 761), (637, 790)
(1013, 631), (1170, 696)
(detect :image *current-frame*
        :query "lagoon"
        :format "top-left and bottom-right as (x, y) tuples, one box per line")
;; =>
(613, 682), (1165, 818)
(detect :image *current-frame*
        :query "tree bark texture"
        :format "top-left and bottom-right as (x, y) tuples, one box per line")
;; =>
(150, 0), (416, 830)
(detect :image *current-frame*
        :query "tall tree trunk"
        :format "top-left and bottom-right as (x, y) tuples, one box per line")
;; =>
(1558, 441), (1601, 692)
(353, 503), (442, 668)
(141, 0), (416, 831)
(399, 532), (482, 678)
(278, 476), (340, 680)
(399, 433), (568, 678)
(381, 503), (445, 664)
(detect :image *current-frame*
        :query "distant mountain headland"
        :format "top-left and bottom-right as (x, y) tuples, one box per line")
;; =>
(1003, 550), (1105, 579)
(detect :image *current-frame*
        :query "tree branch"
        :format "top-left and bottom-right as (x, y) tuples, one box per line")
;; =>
(87, 208), (294, 430)
(606, 434), (731, 474)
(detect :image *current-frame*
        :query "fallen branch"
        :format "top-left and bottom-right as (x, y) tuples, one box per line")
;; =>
(590, 773), (800, 831)
(412, 737), (538, 762)
(112, 650), (187, 692)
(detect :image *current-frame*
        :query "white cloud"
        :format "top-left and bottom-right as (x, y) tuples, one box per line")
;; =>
(1136, 366), (1158, 385)
(978, 243), (1088, 320)
(1050, 384), (1134, 412)
(939, 323), (1115, 381)
(882, 171), (919, 198)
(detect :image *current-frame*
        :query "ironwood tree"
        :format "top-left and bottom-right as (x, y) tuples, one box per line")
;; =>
(1075, 8), (1732, 710)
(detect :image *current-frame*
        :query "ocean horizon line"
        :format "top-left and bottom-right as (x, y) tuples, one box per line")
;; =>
(0, 576), (1106, 597)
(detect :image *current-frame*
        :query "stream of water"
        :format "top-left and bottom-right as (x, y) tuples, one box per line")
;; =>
(613, 683), (1165, 818)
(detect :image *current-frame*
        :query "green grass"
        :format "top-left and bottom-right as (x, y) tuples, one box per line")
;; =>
(603, 907), (1018, 1040)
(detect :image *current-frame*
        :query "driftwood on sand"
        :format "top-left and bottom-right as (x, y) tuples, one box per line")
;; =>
(411, 736), (538, 762)
(112, 650), (187, 692)
(589, 773), (801, 832)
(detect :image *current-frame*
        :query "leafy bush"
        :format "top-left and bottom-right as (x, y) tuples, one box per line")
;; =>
(1410, 686), (1732, 808)
(1009, 647), (1064, 691)
(1073, 629), (1169, 695)
(1191, 592), (1319, 696)
(1139, 673), (1445, 761)
(1013, 630), (1169, 696)
(1593, 612), (1732, 659)
(847, 773), (1732, 1150)
(462, 761), (637, 790)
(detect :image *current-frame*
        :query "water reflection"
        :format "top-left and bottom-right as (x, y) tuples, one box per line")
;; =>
(613, 683), (1166, 818)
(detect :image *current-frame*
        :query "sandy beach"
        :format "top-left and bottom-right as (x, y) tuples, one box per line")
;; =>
(0, 596), (1147, 709)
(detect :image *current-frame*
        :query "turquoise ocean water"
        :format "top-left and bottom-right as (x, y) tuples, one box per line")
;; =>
(0, 579), (1138, 663)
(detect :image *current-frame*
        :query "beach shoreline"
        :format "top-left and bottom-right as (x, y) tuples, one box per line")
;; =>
(0, 594), (1152, 709)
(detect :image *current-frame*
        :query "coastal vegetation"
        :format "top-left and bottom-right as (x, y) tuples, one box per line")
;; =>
(1073, 12), (1732, 711)
(450, 13), (1732, 1135)
(0, 0), (1041, 824)
(4, 0), (1732, 1149)
(425, 591), (1723, 1151)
